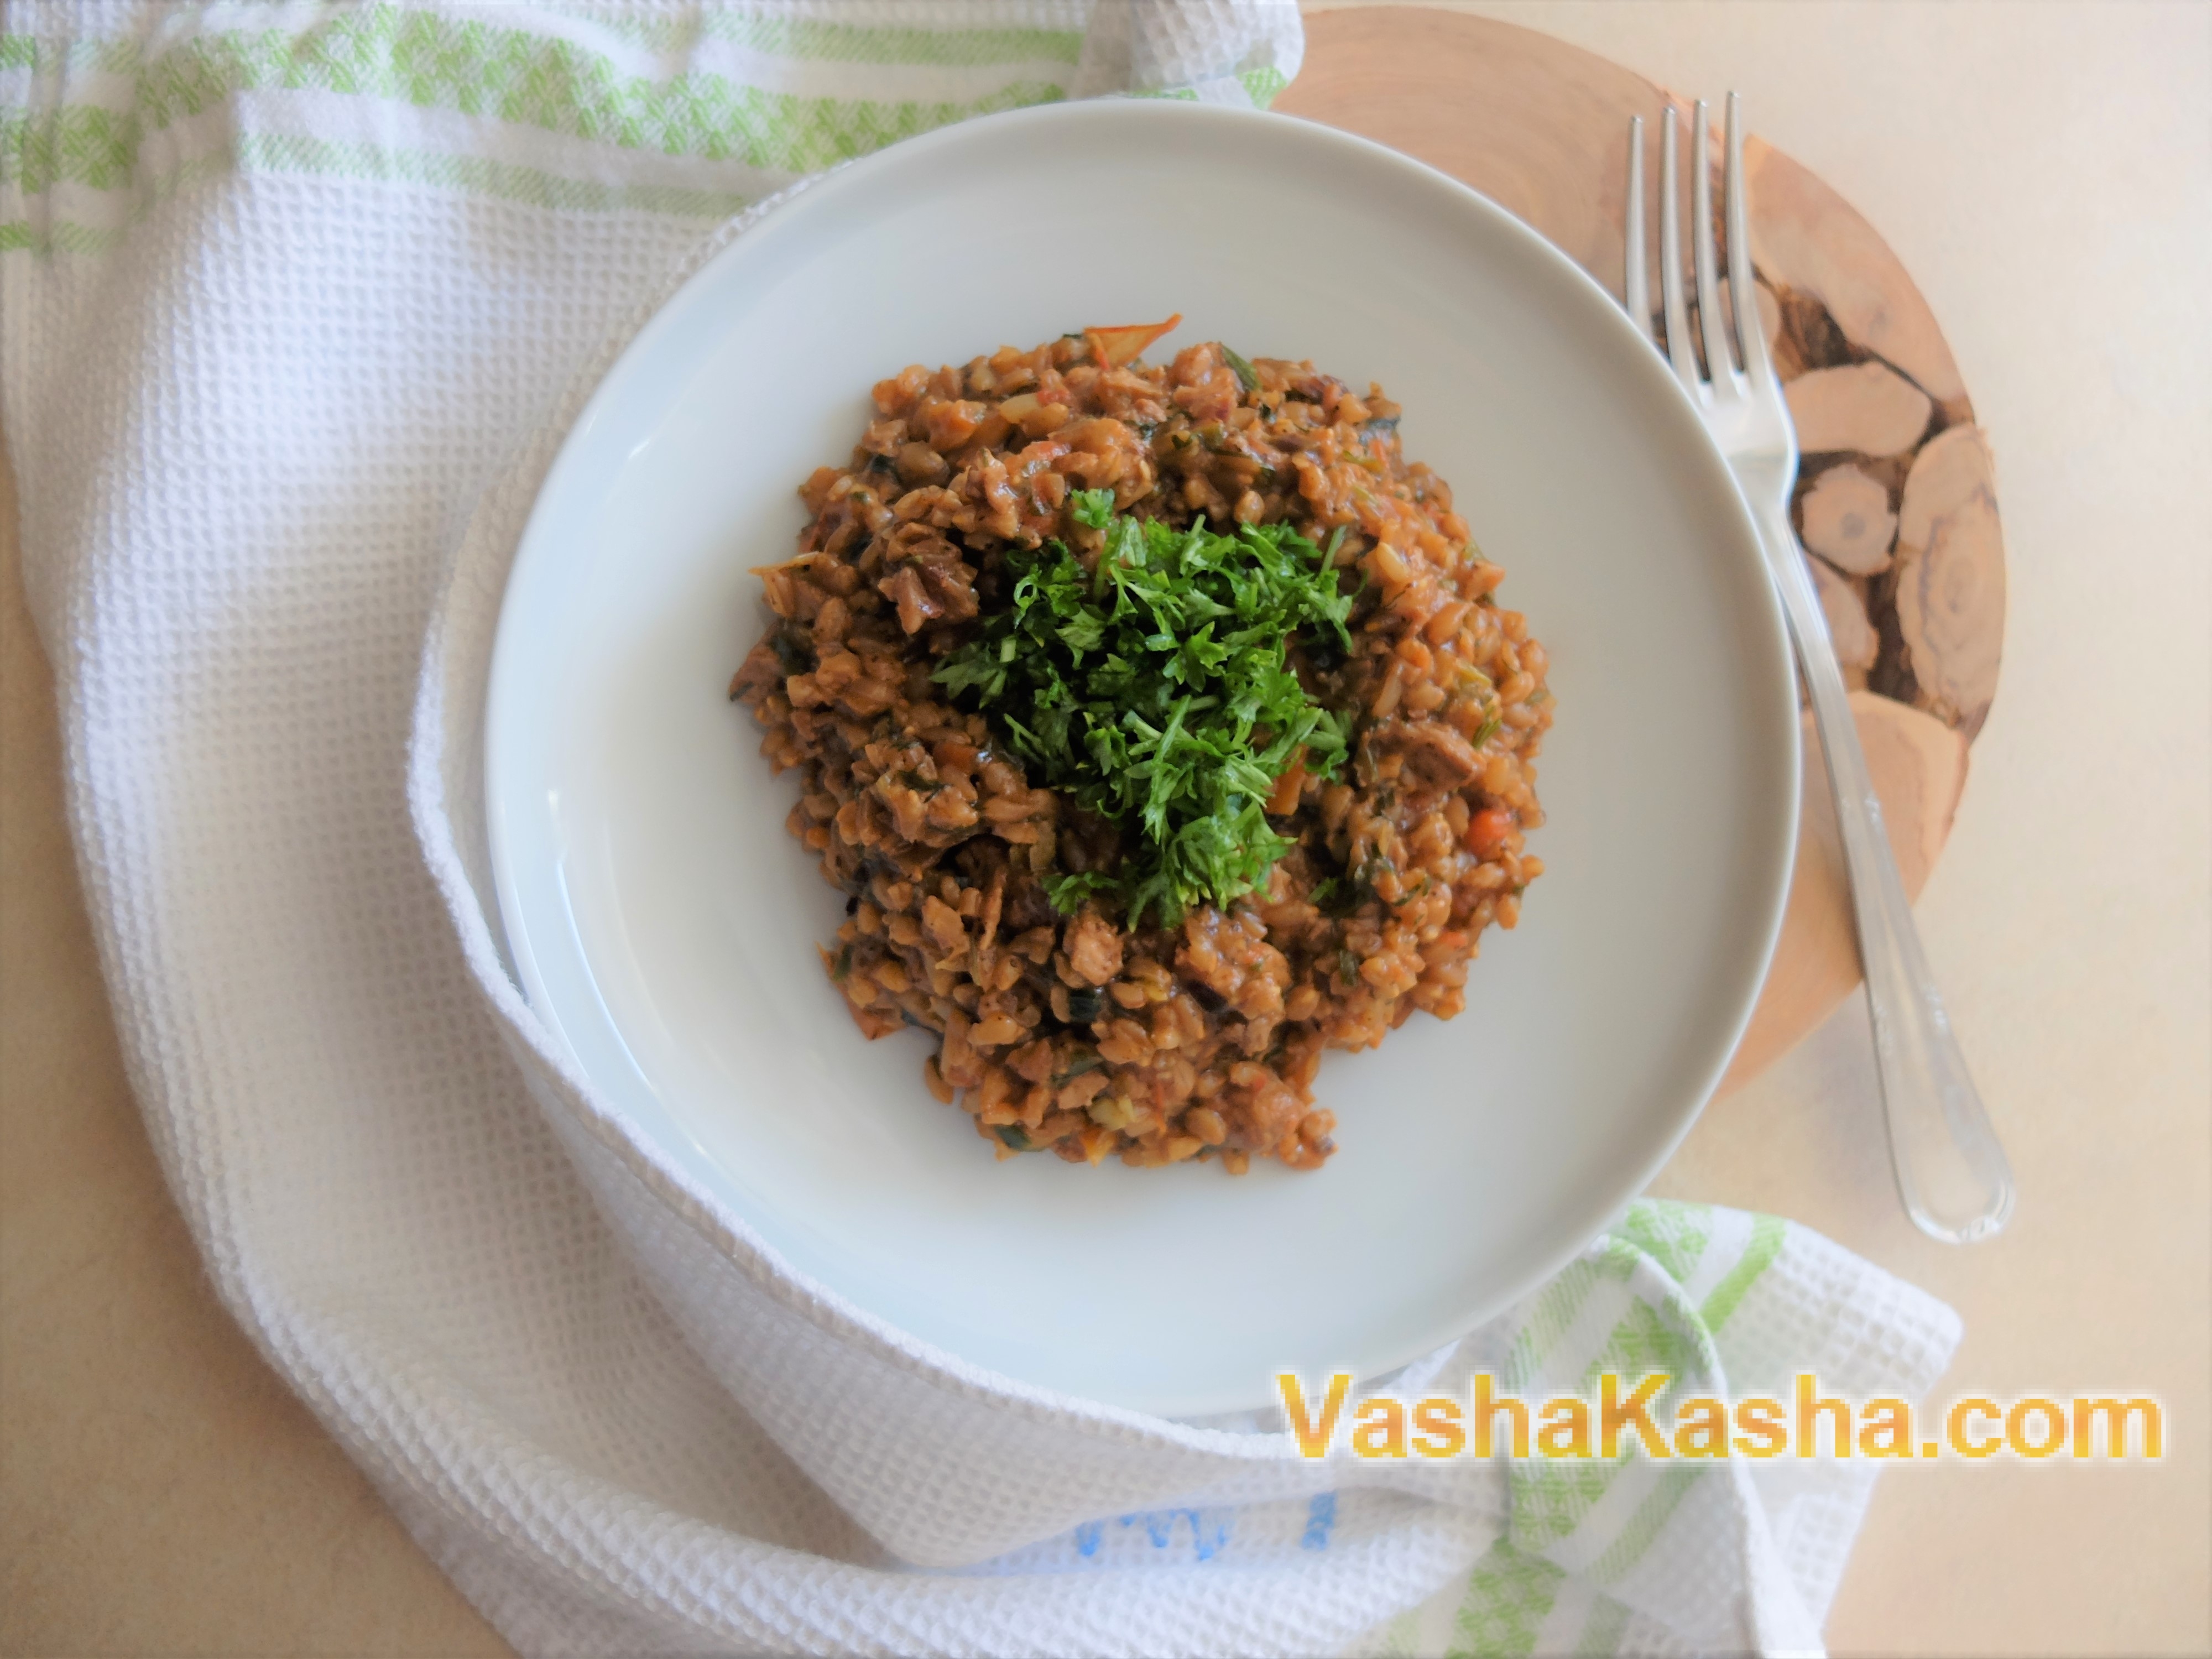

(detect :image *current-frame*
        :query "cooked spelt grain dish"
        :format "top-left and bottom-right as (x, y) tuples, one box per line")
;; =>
(731, 319), (1551, 1172)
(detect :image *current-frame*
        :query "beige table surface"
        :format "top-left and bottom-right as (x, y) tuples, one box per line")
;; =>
(4, 3), (2207, 1655)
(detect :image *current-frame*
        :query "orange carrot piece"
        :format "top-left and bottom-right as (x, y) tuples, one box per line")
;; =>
(1083, 314), (1183, 368)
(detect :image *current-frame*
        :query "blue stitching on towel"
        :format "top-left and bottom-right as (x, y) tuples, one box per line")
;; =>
(1302, 1491), (1337, 1550)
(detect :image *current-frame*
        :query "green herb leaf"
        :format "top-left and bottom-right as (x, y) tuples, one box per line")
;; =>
(995, 1125), (1031, 1150)
(933, 512), (1356, 927)
(1070, 488), (1115, 529)
(1044, 868), (1117, 912)
(1222, 345), (1260, 394)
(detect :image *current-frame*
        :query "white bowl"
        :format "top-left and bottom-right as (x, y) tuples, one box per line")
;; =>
(485, 98), (1797, 1418)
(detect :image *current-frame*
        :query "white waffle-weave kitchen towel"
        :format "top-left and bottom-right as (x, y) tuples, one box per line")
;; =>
(2, 4), (1962, 1653)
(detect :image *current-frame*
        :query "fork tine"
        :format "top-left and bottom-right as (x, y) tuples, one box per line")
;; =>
(1724, 91), (1771, 382)
(1691, 99), (1735, 384)
(1625, 116), (1648, 334)
(1658, 108), (1700, 389)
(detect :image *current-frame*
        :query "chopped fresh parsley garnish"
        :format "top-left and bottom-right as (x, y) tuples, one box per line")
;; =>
(933, 513), (1357, 927)
(1070, 488), (1115, 529)
(1222, 345), (1260, 393)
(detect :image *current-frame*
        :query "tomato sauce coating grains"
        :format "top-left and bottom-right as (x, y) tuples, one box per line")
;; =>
(730, 327), (1552, 1171)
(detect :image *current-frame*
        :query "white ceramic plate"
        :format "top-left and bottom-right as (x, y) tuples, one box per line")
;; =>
(486, 100), (1796, 1418)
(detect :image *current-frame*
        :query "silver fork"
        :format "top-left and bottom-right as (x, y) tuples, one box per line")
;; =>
(1626, 95), (2014, 1243)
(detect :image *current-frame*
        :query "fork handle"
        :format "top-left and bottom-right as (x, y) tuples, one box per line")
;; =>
(1751, 496), (2016, 1243)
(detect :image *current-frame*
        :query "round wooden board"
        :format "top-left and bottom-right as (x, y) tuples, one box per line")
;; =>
(1277, 8), (2005, 1092)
